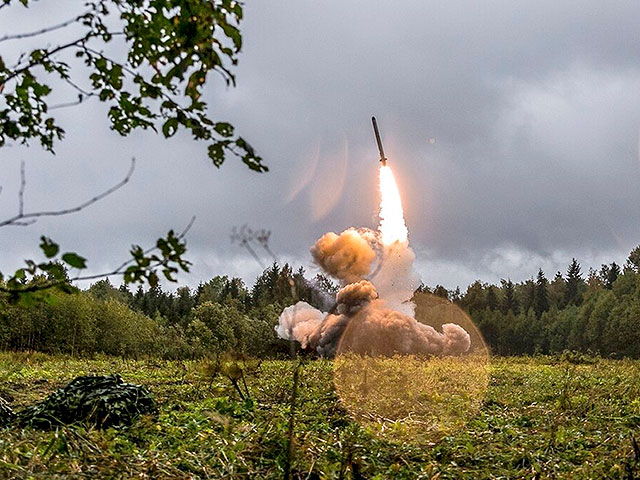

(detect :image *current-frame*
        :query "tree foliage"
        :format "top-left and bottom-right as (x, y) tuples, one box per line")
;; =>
(430, 246), (640, 358)
(0, 0), (265, 171)
(0, 0), (266, 303)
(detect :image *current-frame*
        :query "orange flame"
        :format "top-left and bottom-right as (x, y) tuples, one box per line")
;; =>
(378, 165), (408, 245)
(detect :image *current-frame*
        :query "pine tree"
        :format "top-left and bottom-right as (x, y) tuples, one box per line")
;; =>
(451, 286), (462, 303)
(118, 283), (134, 306)
(462, 281), (487, 314)
(606, 262), (621, 289)
(501, 279), (518, 314)
(486, 286), (498, 311)
(534, 269), (550, 318)
(433, 285), (449, 300)
(565, 258), (583, 306)
(521, 278), (536, 314)
(600, 262), (621, 290)
(626, 245), (640, 273)
(133, 286), (145, 311)
(550, 271), (566, 308)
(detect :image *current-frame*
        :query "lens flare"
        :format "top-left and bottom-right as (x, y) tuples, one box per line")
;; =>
(378, 165), (408, 245)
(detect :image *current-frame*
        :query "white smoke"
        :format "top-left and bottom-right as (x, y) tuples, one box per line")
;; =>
(275, 302), (324, 349)
(375, 242), (420, 316)
(275, 227), (472, 357)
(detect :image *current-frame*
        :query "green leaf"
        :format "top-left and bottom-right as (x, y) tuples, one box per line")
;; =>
(208, 143), (225, 167)
(39, 236), (59, 258)
(162, 118), (179, 137)
(214, 122), (234, 137)
(61, 252), (87, 269)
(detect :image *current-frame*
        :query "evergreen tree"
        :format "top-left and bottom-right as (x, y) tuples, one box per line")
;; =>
(309, 274), (338, 311)
(521, 278), (536, 314)
(485, 286), (498, 311)
(450, 286), (462, 303)
(565, 258), (583, 306)
(501, 279), (518, 314)
(585, 267), (604, 298)
(461, 281), (487, 315)
(414, 282), (432, 295)
(118, 283), (134, 306)
(133, 286), (145, 312)
(626, 245), (640, 273)
(607, 262), (621, 289)
(533, 269), (550, 318)
(88, 279), (125, 302)
(601, 262), (621, 290)
(433, 285), (449, 300)
(314, 274), (338, 295)
(174, 286), (196, 322)
(549, 271), (566, 308)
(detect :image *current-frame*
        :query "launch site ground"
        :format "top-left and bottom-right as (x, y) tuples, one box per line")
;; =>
(1, 352), (639, 479)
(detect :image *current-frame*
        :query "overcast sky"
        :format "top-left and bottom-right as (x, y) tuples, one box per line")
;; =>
(2, 1), (640, 291)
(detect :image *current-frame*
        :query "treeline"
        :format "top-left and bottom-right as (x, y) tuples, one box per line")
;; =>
(3, 246), (640, 359)
(426, 246), (640, 358)
(0, 264), (336, 359)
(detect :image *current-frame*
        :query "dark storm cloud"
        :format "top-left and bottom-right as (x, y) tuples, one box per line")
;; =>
(2, 1), (640, 290)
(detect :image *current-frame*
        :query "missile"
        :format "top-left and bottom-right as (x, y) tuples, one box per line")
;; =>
(371, 116), (387, 166)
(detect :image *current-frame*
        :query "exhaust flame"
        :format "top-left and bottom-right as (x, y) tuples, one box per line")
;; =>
(378, 165), (408, 245)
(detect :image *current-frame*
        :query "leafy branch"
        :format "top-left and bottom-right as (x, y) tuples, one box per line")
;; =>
(0, 217), (194, 302)
(0, 158), (193, 302)
(0, 11), (92, 43)
(0, 0), (267, 171)
(0, 0), (267, 303)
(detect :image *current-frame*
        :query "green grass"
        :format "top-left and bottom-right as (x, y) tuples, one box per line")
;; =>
(1, 352), (640, 478)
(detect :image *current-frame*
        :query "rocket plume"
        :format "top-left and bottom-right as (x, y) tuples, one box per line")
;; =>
(277, 152), (471, 357)
(378, 165), (408, 245)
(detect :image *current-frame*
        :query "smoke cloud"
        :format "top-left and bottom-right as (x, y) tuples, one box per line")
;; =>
(339, 302), (471, 356)
(336, 280), (377, 315)
(277, 162), (471, 358)
(277, 227), (472, 357)
(275, 302), (324, 349)
(310, 228), (378, 284)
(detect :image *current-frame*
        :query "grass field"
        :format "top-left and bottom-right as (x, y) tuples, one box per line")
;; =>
(1, 352), (640, 479)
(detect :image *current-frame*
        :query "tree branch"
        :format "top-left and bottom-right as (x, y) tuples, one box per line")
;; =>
(49, 95), (87, 111)
(72, 215), (196, 282)
(0, 216), (196, 295)
(0, 158), (136, 228)
(0, 11), (89, 43)
(2, 37), (90, 84)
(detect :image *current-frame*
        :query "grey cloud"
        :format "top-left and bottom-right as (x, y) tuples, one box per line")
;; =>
(2, 1), (640, 291)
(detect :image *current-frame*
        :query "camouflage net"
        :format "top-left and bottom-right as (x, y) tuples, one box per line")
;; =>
(14, 375), (156, 429)
(0, 396), (15, 426)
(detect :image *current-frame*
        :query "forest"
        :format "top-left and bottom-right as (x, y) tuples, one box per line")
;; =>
(3, 244), (640, 360)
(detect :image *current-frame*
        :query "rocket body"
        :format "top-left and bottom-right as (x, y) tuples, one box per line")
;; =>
(371, 116), (387, 166)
